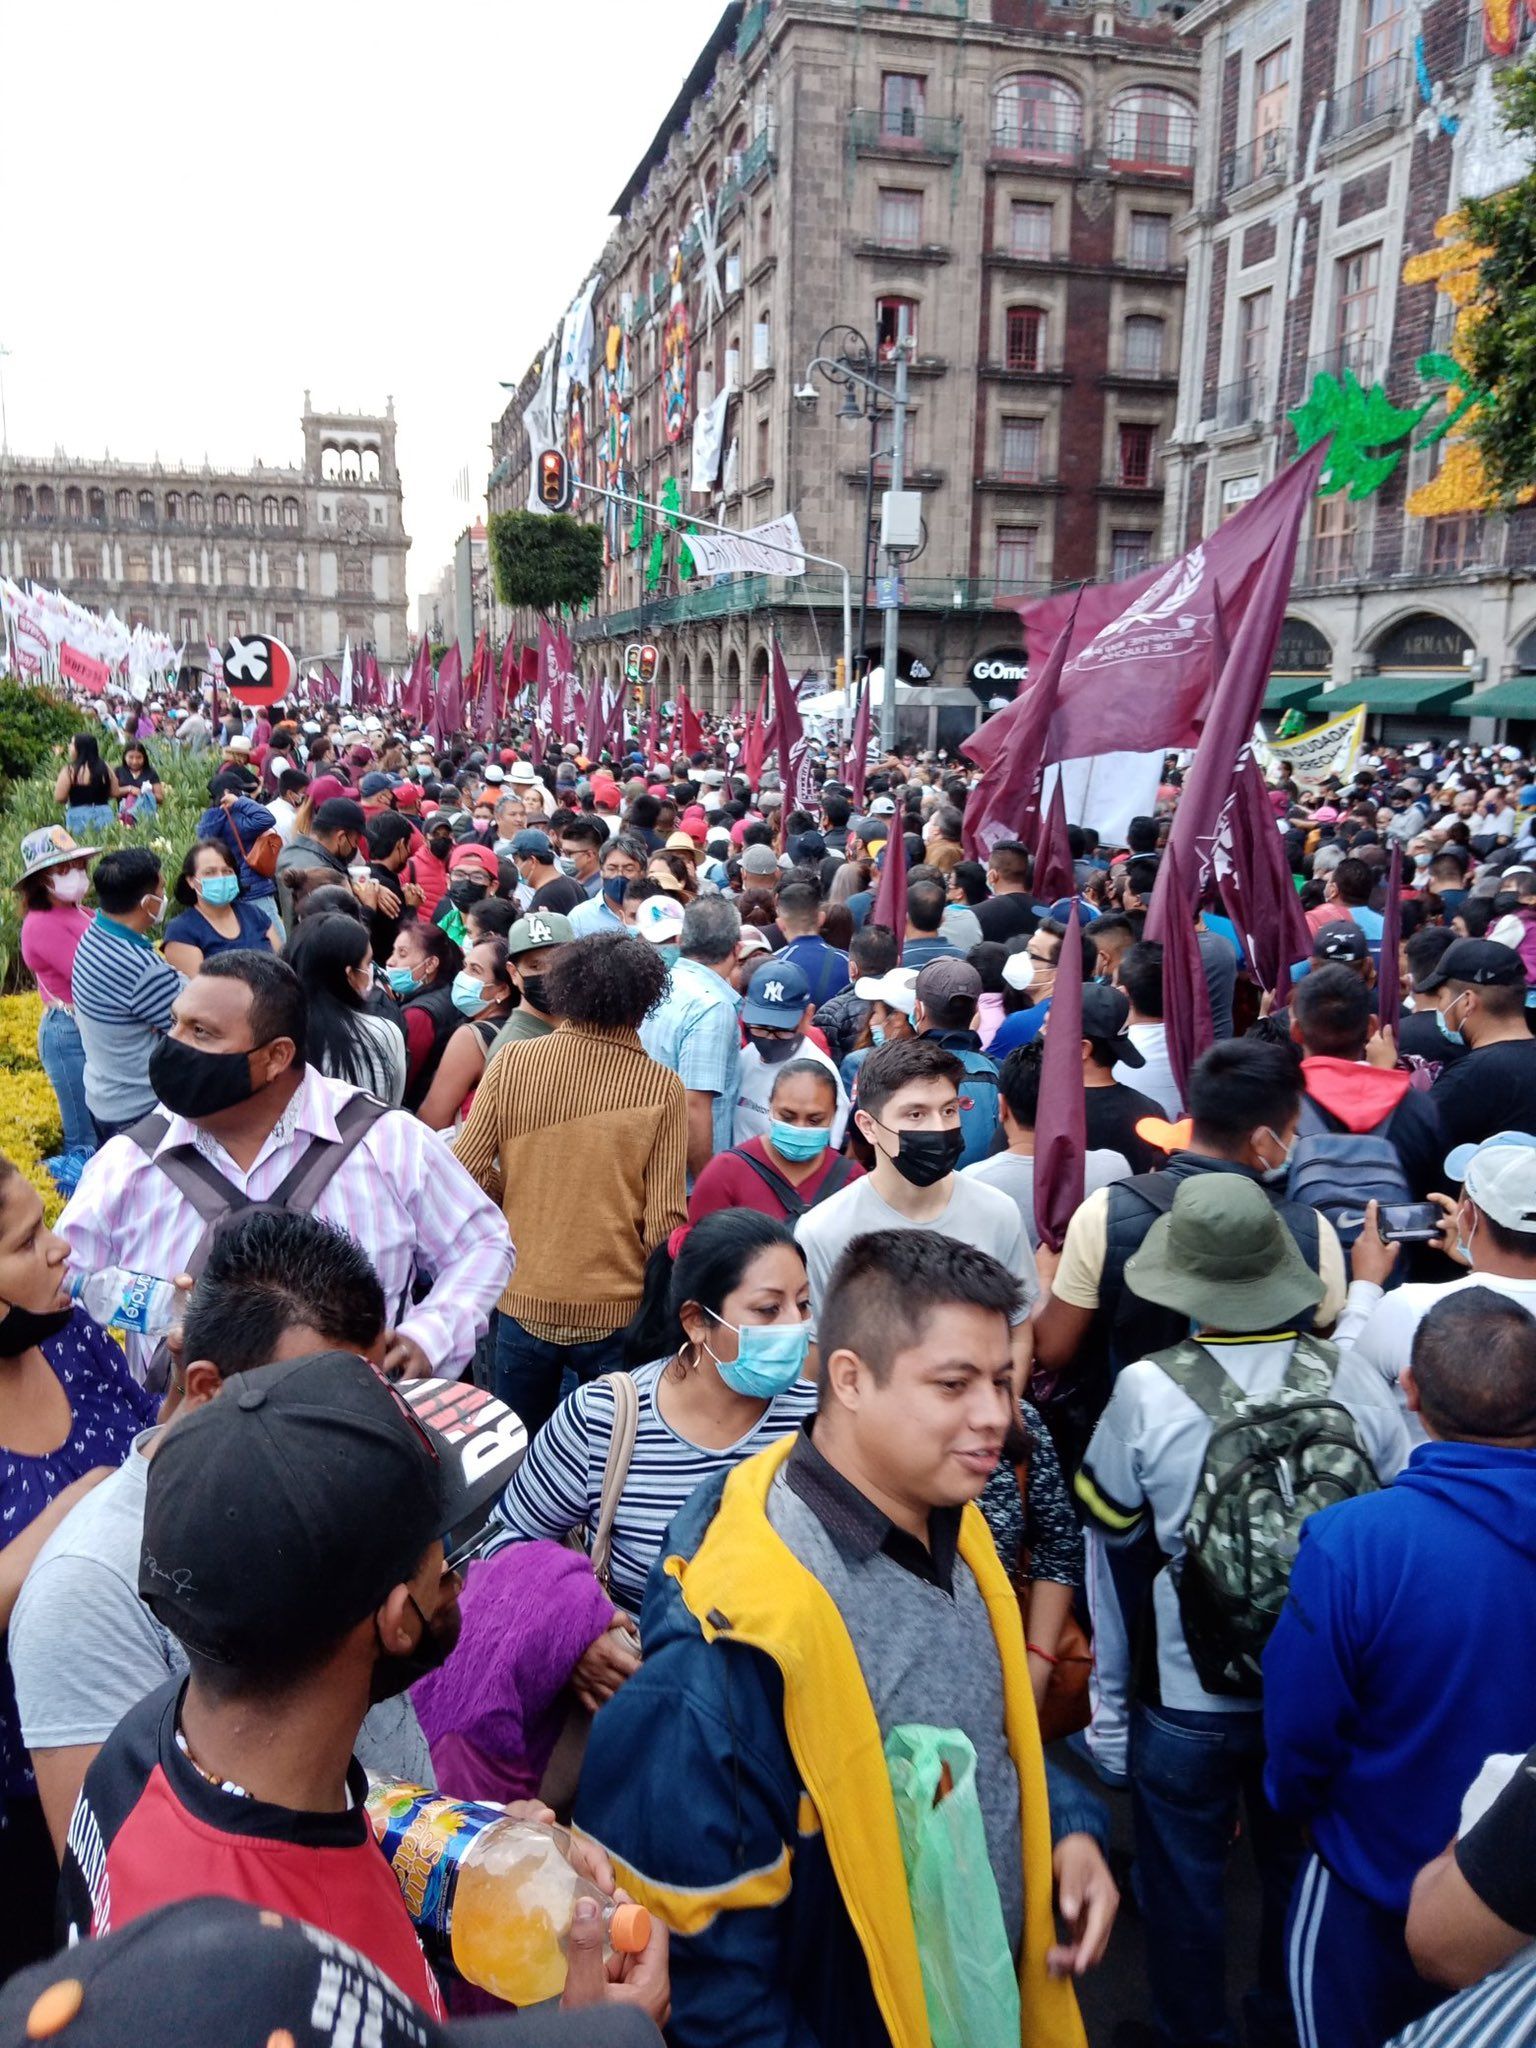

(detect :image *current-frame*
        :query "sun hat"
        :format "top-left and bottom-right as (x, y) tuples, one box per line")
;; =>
(1124, 1176), (1325, 1332)
(14, 826), (98, 886)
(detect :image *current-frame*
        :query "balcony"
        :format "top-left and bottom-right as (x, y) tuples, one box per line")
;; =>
(989, 118), (1085, 169)
(1296, 342), (1378, 398)
(1106, 117), (1197, 174)
(850, 108), (962, 161)
(1213, 374), (1269, 430)
(980, 469), (1062, 493)
(981, 351), (1069, 383)
(1323, 56), (1409, 145)
(1220, 127), (1291, 199)
(736, 0), (768, 59)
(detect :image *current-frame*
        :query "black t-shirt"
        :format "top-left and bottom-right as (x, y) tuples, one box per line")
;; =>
(1396, 1008), (1471, 1074)
(1456, 1747), (1536, 1936)
(367, 861), (406, 964)
(1084, 1081), (1165, 1175)
(975, 893), (1036, 945)
(528, 876), (585, 915)
(1431, 1037), (1536, 1162)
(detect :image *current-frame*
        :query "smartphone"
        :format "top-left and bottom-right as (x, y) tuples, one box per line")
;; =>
(1376, 1202), (1443, 1244)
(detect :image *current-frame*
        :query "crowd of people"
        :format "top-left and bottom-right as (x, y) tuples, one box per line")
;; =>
(2, 681), (1536, 2048)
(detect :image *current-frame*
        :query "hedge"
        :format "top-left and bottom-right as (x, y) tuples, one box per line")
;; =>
(0, 992), (65, 1220)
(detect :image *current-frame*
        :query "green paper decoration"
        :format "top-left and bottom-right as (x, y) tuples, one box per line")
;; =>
(1289, 372), (1433, 500)
(1276, 708), (1307, 739)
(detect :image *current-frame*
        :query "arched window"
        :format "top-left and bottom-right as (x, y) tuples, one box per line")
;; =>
(261, 495), (279, 526)
(138, 491), (155, 526)
(235, 495), (253, 526)
(361, 449), (380, 483)
(340, 447), (361, 481)
(1109, 87), (1196, 169)
(13, 485), (32, 520)
(188, 492), (205, 523)
(993, 75), (1081, 161)
(283, 497), (300, 527)
(36, 487), (56, 522)
(321, 446), (341, 481)
(116, 489), (134, 521)
(87, 488), (105, 524)
(165, 492), (183, 524)
(214, 493), (232, 524)
(64, 487), (83, 520)
(1123, 314), (1167, 375)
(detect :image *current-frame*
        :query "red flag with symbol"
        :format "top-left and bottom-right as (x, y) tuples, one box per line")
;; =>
(1033, 900), (1086, 1254)
(960, 591), (1081, 860)
(1158, 841), (1215, 1113)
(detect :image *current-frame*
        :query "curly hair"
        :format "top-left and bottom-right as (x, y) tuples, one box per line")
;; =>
(546, 928), (670, 1031)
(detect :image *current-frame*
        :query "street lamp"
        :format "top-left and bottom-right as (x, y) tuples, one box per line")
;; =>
(798, 314), (915, 754)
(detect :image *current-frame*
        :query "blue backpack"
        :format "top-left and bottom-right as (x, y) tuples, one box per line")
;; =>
(952, 1047), (1002, 1169)
(1285, 1094), (1411, 1252)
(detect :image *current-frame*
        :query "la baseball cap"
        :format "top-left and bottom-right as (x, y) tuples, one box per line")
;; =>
(139, 1353), (525, 1666)
(1416, 936), (1528, 991)
(507, 910), (574, 956)
(915, 957), (982, 1026)
(742, 957), (812, 1027)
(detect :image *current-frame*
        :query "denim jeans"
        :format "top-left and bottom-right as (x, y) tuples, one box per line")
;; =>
(1129, 1701), (1304, 2048)
(493, 1315), (629, 1438)
(64, 803), (115, 838)
(37, 1006), (97, 1156)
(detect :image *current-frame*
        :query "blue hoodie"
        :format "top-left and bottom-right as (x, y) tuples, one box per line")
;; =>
(1264, 1440), (1536, 1911)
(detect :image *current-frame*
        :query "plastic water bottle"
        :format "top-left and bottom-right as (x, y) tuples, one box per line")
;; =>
(366, 1780), (650, 2005)
(69, 1266), (180, 1337)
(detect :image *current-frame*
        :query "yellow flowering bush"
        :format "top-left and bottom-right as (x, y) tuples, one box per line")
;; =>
(0, 992), (65, 1220)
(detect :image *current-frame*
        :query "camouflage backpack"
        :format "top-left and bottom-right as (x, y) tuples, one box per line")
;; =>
(1155, 1333), (1381, 1698)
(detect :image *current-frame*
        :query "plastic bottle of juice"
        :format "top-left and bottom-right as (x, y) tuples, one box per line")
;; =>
(365, 1780), (650, 2005)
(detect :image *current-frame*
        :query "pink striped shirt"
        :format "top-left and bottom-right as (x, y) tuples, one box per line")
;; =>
(59, 1067), (514, 1379)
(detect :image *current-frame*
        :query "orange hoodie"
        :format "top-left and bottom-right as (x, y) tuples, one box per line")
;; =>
(1300, 1054), (1412, 1133)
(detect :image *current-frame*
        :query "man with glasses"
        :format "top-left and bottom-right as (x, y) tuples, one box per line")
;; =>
(989, 919), (1097, 1060)
(568, 833), (649, 937)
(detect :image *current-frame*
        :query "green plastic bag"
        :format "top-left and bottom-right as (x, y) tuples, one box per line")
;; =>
(884, 1724), (1021, 2048)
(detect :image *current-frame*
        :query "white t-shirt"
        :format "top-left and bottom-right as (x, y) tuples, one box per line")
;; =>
(268, 796), (299, 843)
(733, 1037), (849, 1149)
(963, 1148), (1132, 1250)
(1333, 1268), (1536, 1442)
(1116, 1021), (1180, 1118)
(796, 1170), (1039, 1325)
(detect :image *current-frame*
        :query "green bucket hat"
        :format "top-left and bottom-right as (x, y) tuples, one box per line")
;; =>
(1123, 1175), (1324, 1334)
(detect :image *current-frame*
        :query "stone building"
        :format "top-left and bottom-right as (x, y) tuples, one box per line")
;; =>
(1166, 0), (1536, 745)
(0, 396), (412, 666)
(488, 0), (1197, 748)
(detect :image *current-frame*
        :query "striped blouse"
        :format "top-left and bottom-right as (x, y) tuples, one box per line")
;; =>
(489, 1357), (817, 1614)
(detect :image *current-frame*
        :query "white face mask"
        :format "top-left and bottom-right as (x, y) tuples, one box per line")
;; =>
(50, 869), (91, 904)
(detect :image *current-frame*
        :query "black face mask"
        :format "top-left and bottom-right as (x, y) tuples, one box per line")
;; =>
(886, 1125), (965, 1188)
(429, 836), (454, 862)
(447, 878), (489, 911)
(0, 1302), (74, 1358)
(371, 1590), (454, 1701)
(518, 972), (551, 1015)
(749, 1032), (801, 1065)
(149, 1034), (264, 1119)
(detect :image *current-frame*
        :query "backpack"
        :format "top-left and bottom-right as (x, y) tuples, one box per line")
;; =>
(733, 1145), (856, 1219)
(952, 1046), (1001, 1169)
(1285, 1094), (1412, 1250)
(1155, 1333), (1380, 1697)
(125, 1090), (391, 1389)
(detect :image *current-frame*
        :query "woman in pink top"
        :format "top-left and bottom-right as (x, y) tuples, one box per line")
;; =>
(14, 828), (99, 1158)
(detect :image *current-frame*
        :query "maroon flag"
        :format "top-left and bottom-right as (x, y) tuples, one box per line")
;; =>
(1216, 753), (1314, 1001)
(466, 633), (492, 741)
(430, 642), (464, 747)
(847, 677), (872, 812)
(960, 592), (1081, 860)
(585, 672), (611, 760)
(1033, 901), (1086, 1254)
(743, 679), (768, 788)
(320, 664), (340, 706)
(769, 641), (818, 813)
(401, 636), (431, 726)
(1376, 839), (1404, 1042)
(496, 638), (517, 724)
(871, 805), (908, 945)
(1159, 841), (1215, 1112)
(1031, 776), (1076, 907)
(674, 688), (704, 761)
(535, 620), (560, 744)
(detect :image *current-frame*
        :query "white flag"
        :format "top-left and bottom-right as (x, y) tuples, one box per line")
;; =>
(691, 386), (732, 494)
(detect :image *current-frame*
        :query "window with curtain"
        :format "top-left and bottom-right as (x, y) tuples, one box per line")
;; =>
(993, 74), (1081, 159)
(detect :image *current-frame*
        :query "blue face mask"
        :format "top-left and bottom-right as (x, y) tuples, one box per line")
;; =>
(869, 1024), (886, 1048)
(199, 874), (239, 906)
(602, 876), (627, 906)
(1437, 1001), (1466, 1047)
(769, 1119), (832, 1162)
(451, 970), (488, 1017)
(386, 965), (420, 997)
(706, 1313), (811, 1399)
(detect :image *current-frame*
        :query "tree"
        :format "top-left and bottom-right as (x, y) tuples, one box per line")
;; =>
(487, 511), (604, 614)
(1462, 59), (1536, 501)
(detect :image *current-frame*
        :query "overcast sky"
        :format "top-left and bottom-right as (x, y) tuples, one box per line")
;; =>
(3, 0), (726, 603)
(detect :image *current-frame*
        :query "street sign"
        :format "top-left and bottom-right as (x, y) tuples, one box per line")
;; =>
(874, 577), (905, 609)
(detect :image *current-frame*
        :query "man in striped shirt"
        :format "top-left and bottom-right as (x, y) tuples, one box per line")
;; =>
(72, 846), (185, 1141)
(62, 952), (512, 1383)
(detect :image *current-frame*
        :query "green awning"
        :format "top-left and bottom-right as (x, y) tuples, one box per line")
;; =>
(1263, 675), (1323, 713)
(1305, 675), (1469, 716)
(1450, 676), (1536, 719)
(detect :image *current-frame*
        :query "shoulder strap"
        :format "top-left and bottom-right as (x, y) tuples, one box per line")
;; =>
(143, 1142), (248, 1232)
(1153, 1338), (1244, 1419)
(1112, 1170), (1179, 1223)
(125, 1111), (171, 1159)
(817, 1155), (856, 1202)
(267, 1091), (390, 1211)
(1294, 1095), (1333, 1139)
(1281, 1333), (1340, 1398)
(734, 1146), (809, 1217)
(589, 1373), (640, 1593)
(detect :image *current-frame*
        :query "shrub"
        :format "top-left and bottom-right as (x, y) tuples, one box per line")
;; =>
(0, 994), (64, 1220)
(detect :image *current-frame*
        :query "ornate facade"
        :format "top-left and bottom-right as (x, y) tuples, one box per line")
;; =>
(0, 396), (411, 665)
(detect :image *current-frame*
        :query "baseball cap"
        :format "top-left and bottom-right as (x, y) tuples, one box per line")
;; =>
(736, 926), (772, 960)
(869, 795), (897, 816)
(139, 1353), (525, 1666)
(1459, 1141), (1536, 1229)
(1311, 920), (1370, 964)
(482, 763), (505, 784)
(312, 797), (367, 836)
(1081, 982), (1143, 1065)
(635, 895), (687, 946)
(1444, 1128), (1536, 1184)
(1416, 936), (1528, 992)
(853, 966), (920, 1014)
(0, 1895), (625, 2048)
(741, 845), (780, 877)
(742, 957), (812, 1027)
(915, 957), (982, 1026)
(509, 828), (554, 861)
(508, 910), (574, 955)
(358, 771), (392, 798)
(448, 842), (499, 881)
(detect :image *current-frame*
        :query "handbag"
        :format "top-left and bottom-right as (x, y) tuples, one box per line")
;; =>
(538, 1372), (640, 1815)
(1012, 1456), (1094, 1746)
(227, 809), (283, 880)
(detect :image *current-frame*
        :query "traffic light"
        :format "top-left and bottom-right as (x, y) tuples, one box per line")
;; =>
(624, 643), (642, 684)
(536, 448), (571, 512)
(637, 644), (659, 684)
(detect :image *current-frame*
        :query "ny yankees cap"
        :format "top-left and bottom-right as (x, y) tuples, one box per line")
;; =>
(742, 957), (812, 1027)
